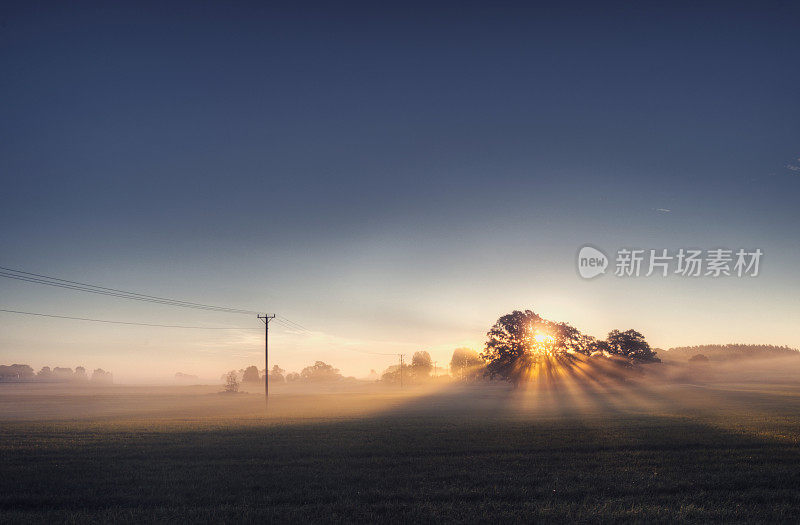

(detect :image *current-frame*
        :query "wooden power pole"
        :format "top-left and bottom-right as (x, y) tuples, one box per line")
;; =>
(257, 314), (276, 407)
(399, 354), (405, 389)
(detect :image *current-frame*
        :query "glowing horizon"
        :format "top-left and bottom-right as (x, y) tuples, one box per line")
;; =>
(1, 2), (799, 382)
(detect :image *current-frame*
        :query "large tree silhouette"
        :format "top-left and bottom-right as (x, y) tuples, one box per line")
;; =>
(481, 310), (544, 385)
(481, 309), (659, 385)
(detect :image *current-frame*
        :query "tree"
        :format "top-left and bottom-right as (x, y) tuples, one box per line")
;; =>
(224, 371), (240, 393)
(74, 366), (88, 381)
(300, 361), (342, 382)
(269, 365), (285, 383)
(53, 367), (73, 381)
(480, 309), (663, 385)
(587, 339), (612, 356)
(551, 322), (595, 356)
(689, 354), (709, 363)
(91, 369), (113, 384)
(411, 351), (433, 380)
(449, 348), (483, 381)
(285, 372), (301, 382)
(481, 309), (635, 385)
(380, 363), (412, 384)
(606, 329), (660, 362)
(0, 364), (34, 380)
(242, 365), (261, 383)
(37, 366), (53, 379)
(480, 310), (548, 385)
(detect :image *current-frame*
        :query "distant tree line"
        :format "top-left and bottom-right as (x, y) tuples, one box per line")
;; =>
(663, 344), (800, 362)
(0, 364), (113, 384)
(223, 361), (358, 385)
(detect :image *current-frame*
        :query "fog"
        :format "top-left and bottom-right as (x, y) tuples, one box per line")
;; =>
(3, 353), (800, 425)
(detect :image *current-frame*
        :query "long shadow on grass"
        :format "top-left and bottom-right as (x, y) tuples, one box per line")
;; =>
(3, 372), (800, 522)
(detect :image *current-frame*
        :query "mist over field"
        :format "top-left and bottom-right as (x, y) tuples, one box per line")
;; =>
(4, 349), (800, 522)
(3, 0), (800, 522)
(3, 311), (800, 521)
(5, 341), (800, 427)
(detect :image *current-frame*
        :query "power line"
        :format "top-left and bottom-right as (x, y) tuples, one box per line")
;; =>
(272, 316), (315, 335)
(337, 347), (398, 356)
(277, 315), (313, 332)
(0, 267), (323, 333)
(0, 269), (259, 314)
(273, 316), (394, 356)
(274, 318), (313, 335)
(0, 308), (261, 329)
(0, 266), (260, 315)
(0, 308), (395, 356)
(0, 267), (398, 357)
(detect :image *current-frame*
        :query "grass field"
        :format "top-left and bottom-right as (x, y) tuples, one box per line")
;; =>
(2, 377), (800, 523)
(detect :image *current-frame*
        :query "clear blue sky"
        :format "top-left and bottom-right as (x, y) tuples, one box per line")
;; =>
(1, 1), (799, 380)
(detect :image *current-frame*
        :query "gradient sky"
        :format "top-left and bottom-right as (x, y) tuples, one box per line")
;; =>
(1, 1), (799, 381)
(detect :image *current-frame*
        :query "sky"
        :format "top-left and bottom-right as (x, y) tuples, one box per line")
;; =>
(1, 1), (799, 381)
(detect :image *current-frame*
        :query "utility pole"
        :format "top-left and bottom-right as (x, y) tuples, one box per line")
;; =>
(257, 314), (276, 408)
(399, 354), (405, 389)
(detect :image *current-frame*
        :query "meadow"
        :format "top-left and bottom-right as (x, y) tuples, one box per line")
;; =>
(2, 374), (800, 523)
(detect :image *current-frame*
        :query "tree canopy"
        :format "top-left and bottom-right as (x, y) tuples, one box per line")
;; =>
(242, 365), (261, 383)
(411, 351), (433, 379)
(449, 348), (483, 381)
(300, 361), (343, 382)
(606, 329), (660, 362)
(480, 309), (660, 385)
(269, 365), (285, 383)
(380, 363), (412, 384)
(0, 364), (34, 380)
(0, 364), (113, 383)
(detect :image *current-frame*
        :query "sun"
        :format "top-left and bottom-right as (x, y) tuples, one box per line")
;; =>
(533, 332), (554, 344)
